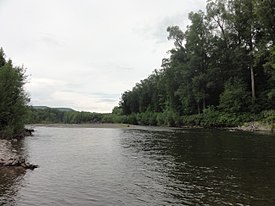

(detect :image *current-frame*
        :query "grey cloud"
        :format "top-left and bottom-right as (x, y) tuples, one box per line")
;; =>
(92, 93), (120, 98)
(99, 98), (117, 103)
(86, 61), (135, 72)
(133, 13), (188, 44)
(152, 14), (187, 43)
(40, 34), (63, 48)
(1, 0), (206, 112)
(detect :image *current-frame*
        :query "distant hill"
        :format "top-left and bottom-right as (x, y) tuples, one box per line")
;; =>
(54, 107), (75, 112)
(32, 106), (49, 110)
(32, 106), (75, 112)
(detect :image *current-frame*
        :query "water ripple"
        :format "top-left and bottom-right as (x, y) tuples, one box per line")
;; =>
(0, 127), (274, 205)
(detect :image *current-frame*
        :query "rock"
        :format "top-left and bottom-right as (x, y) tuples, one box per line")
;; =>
(27, 164), (38, 170)
(21, 163), (27, 168)
(0, 157), (38, 170)
(22, 162), (38, 170)
(0, 139), (38, 170)
(24, 128), (34, 136)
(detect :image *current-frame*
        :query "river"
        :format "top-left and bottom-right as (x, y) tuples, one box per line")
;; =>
(0, 126), (275, 205)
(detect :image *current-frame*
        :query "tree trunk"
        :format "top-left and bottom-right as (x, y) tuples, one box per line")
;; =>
(197, 102), (200, 114)
(250, 64), (255, 103)
(203, 91), (206, 111)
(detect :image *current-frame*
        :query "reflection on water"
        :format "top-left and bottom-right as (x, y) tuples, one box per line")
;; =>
(121, 129), (275, 205)
(0, 127), (275, 205)
(0, 168), (26, 205)
(0, 139), (26, 206)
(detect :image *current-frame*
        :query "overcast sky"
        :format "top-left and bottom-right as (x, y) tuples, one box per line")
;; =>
(0, 0), (205, 113)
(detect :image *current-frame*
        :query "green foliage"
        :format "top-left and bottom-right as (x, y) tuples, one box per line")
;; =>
(219, 78), (249, 113)
(112, 106), (123, 115)
(180, 109), (252, 127)
(167, 26), (184, 48)
(0, 48), (29, 138)
(26, 107), (104, 124)
(117, 0), (274, 128)
(260, 110), (275, 124)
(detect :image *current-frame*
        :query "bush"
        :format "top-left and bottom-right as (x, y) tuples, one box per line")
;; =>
(181, 114), (202, 126)
(156, 113), (165, 126)
(219, 78), (250, 113)
(260, 110), (275, 123)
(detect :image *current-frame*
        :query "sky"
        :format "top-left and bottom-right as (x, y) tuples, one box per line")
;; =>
(0, 0), (206, 113)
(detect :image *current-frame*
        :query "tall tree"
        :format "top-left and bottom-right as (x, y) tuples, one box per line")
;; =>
(232, 0), (257, 103)
(185, 11), (212, 113)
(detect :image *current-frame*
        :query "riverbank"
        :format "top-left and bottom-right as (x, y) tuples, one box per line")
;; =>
(28, 121), (275, 133)
(234, 121), (275, 133)
(0, 139), (38, 170)
(27, 123), (183, 133)
(27, 123), (132, 128)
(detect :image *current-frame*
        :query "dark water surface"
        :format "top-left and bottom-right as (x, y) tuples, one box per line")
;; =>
(1, 127), (275, 205)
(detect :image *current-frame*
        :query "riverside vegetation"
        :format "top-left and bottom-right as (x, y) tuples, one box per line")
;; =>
(115, 0), (275, 129)
(1, 0), (275, 134)
(0, 48), (29, 139)
(26, 0), (275, 131)
(0, 48), (37, 169)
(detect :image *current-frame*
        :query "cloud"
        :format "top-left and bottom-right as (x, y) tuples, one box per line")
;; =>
(135, 13), (188, 44)
(51, 91), (118, 113)
(25, 77), (121, 112)
(153, 14), (189, 43)
(134, 0), (206, 44)
(39, 34), (64, 48)
(1, 0), (206, 113)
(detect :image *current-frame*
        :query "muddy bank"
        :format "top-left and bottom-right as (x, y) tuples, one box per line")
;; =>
(0, 139), (38, 170)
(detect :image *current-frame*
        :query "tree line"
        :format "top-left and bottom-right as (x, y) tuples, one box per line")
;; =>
(118, 0), (275, 127)
(26, 107), (104, 124)
(0, 48), (29, 138)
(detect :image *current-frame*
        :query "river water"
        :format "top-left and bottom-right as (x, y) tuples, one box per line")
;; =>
(0, 126), (275, 205)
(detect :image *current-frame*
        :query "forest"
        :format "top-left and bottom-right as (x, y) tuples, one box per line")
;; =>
(116, 0), (275, 127)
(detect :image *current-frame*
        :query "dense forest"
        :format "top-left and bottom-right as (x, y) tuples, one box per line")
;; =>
(0, 48), (29, 138)
(116, 0), (275, 127)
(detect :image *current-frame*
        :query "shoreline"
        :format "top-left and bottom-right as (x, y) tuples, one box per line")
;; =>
(233, 121), (275, 133)
(0, 139), (38, 170)
(27, 122), (275, 134)
(27, 123), (132, 129)
(27, 123), (182, 132)
(28, 122), (275, 133)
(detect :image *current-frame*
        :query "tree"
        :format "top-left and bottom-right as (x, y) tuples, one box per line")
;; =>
(0, 48), (6, 67)
(185, 11), (212, 113)
(167, 26), (184, 49)
(0, 49), (29, 138)
(219, 78), (249, 113)
(117, 0), (274, 124)
(231, 0), (257, 103)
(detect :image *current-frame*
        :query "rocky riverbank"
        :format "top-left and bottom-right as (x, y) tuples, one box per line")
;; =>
(236, 121), (275, 133)
(0, 139), (38, 170)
